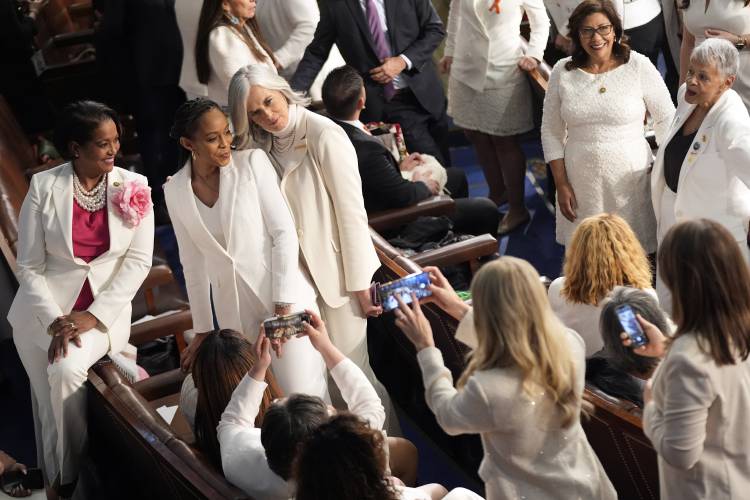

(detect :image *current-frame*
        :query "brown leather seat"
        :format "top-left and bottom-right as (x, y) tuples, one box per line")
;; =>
(87, 361), (252, 499)
(583, 386), (660, 499)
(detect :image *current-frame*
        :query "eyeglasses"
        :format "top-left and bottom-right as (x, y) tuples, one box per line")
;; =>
(579, 24), (614, 38)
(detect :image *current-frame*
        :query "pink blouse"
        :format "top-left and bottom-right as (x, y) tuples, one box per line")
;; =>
(72, 201), (110, 311)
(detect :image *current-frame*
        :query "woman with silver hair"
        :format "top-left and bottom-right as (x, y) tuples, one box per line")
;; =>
(227, 64), (397, 432)
(651, 38), (750, 308)
(587, 287), (667, 407)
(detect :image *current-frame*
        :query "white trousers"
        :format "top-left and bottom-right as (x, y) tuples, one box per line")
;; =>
(317, 296), (401, 436)
(14, 329), (110, 486)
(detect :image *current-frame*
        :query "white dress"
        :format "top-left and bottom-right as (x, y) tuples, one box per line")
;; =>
(541, 52), (675, 250)
(445, 0), (549, 136)
(683, 0), (750, 111)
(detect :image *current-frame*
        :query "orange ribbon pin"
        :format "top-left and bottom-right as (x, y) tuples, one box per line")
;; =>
(489, 0), (502, 13)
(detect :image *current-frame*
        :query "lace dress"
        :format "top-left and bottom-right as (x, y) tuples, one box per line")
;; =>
(541, 52), (675, 251)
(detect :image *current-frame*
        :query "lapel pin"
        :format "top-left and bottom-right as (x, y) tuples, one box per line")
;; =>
(701, 134), (707, 143)
(692, 142), (701, 151)
(113, 181), (121, 187)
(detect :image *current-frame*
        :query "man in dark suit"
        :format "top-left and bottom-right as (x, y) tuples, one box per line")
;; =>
(291, 0), (451, 165)
(322, 65), (499, 237)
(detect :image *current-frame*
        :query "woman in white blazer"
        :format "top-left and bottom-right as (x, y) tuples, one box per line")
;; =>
(164, 99), (328, 400)
(624, 219), (750, 500)
(175, 0), (208, 99)
(652, 38), (750, 260)
(395, 260), (616, 500)
(7, 101), (154, 495)
(440, 0), (549, 233)
(195, 0), (278, 107)
(227, 65), (399, 433)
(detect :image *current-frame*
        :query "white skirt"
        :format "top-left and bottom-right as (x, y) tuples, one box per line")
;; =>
(447, 75), (534, 136)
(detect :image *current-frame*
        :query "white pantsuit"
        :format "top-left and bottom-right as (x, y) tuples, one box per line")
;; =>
(164, 150), (328, 401)
(263, 106), (396, 431)
(8, 164), (154, 484)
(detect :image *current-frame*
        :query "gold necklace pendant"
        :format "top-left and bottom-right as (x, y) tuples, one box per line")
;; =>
(599, 86), (607, 93)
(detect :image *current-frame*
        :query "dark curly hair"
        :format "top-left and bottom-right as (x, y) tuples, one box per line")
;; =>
(170, 98), (225, 168)
(54, 100), (122, 160)
(565, 0), (630, 71)
(293, 413), (400, 500)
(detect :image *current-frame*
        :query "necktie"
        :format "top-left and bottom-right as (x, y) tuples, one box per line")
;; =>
(365, 0), (396, 100)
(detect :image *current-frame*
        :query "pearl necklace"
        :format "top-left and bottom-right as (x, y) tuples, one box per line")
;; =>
(73, 172), (107, 212)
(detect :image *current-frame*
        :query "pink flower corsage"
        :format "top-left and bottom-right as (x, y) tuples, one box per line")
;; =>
(111, 180), (152, 228)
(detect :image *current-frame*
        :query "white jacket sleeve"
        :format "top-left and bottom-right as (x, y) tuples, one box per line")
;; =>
(314, 125), (380, 292)
(218, 374), (293, 499)
(523, 0), (550, 63)
(166, 190), (214, 333)
(13, 175), (65, 350)
(643, 351), (714, 470)
(87, 176), (154, 330)
(639, 55), (676, 146)
(273, 0), (318, 70)
(330, 358), (386, 430)
(417, 347), (497, 435)
(251, 149), (299, 304)
(719, 114), (750, 189)
(444, 0), (461, 58)
(541, 61), (567, 162)
(209, 27), (258, 95)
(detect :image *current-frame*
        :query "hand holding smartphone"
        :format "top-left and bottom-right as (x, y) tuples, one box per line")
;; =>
(377, 271), (433, 312)
(262, 311), (312, 340)
(616, 304), (648, 348)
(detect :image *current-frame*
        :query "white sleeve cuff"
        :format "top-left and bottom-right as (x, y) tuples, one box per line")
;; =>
(399, 54), (413, 70)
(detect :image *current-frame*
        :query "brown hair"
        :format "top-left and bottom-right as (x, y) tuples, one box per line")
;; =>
(658, 219), (750, 365)
(565, 0), (631, 71)
(294, 413), (400, 500)
(195, 0), (278, 84)
(192, 329), (280, 467)
(562, 214), (652, 305)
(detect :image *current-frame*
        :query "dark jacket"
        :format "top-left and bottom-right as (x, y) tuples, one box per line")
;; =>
(585, 355), (646, 408)
(335, 119), (431, 212)
(292, 0), (446, 120)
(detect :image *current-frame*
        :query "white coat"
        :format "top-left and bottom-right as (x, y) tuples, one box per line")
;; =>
(7, 163), (154, 354)
(651, 85), (750, 246)
(163, 149), (314, 335)
(445, 0), (550, 92)
(267, 106), (381, 310)
(644, 332), (750, 500)
(175, 0), (208, 99)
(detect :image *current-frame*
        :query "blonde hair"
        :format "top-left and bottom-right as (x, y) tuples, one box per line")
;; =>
(562, 213), (652, 305)
(459, 257), (581, 428)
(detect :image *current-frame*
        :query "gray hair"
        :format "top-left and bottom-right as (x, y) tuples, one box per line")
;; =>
(690, 38), (740, 79)
(598, 287), (665, 376)
(228, 65), (311, 150)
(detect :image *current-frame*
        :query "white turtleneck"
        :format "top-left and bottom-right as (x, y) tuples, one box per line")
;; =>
(270, 104), (298, 173)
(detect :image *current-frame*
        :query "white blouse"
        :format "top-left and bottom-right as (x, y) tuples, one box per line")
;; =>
(193, 194), (226, 249)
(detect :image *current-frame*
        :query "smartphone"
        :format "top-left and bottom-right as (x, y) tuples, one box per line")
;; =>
(615, 304), (648, 348)
(262, 312), (312, 340)
(2, 468), (44, 490)
(377, 271), (432, 312)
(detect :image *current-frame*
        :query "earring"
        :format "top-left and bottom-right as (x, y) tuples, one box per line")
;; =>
(225, 12), (240, 25)
(73, 152), (79, 159)
(191, 151), (197, 160)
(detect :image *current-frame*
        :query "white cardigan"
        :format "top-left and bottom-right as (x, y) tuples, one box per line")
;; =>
(445, 0), (550, 91)
(417, 330), (616, 500)
(7, 164), (154, 354)
(644, 332), (750, 499)
(218, 358), (385, 499)
(164, 149), (313, 334)
(207, 25), (276, 106)
(651, 85), (750, 246)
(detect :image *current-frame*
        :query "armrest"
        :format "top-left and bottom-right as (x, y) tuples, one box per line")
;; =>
(133, 368), (186, 402)
(141, 264), (175, 290)
(42, 29), (95, 50)
(130, 309), (193, 347)
(411, 234), (498, 269)
(368, 195), (455, 233)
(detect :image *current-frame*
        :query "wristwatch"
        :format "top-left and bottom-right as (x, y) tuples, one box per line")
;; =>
(736, 36), (747, 51)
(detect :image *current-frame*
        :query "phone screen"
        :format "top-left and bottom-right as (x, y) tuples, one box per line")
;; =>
(615, 304), (648, 347)
(378, 272), (432, 312)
